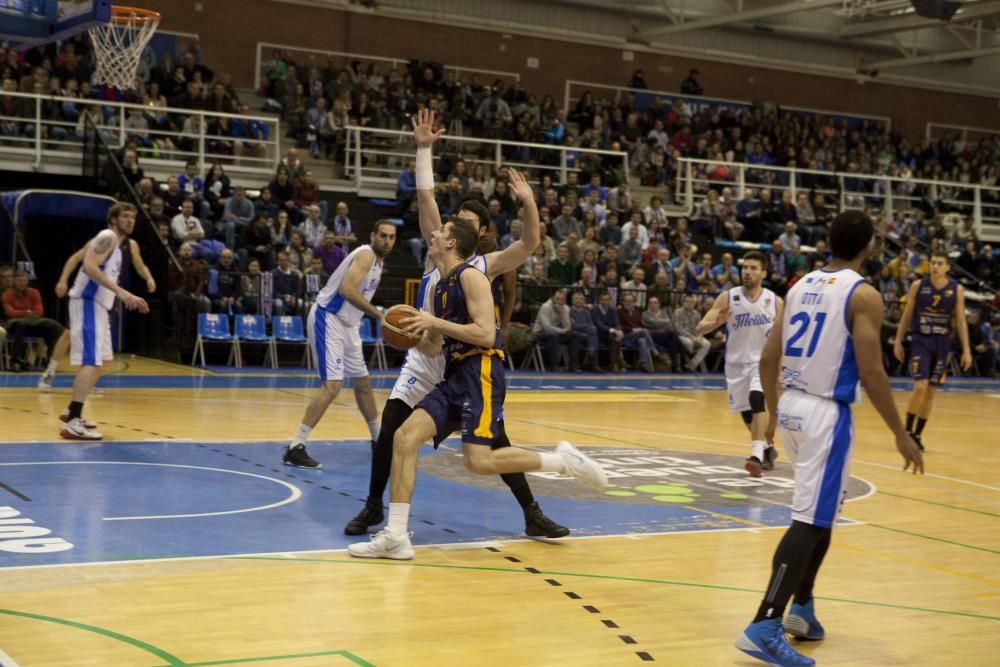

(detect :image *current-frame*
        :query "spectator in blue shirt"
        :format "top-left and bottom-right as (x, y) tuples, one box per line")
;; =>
(396, 159), (417, 207)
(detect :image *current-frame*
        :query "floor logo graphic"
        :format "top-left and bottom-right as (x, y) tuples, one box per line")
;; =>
(420, 447), (873, 507)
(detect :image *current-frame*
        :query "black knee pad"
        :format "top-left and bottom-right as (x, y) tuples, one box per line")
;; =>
(740, 410), (754, 425)
(749, 390), (765, 414)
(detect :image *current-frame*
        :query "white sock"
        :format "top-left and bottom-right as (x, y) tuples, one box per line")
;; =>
(367, 419), (380, 442)
(45, 359), (58, 375)
(751, 440), (766, 461)
(537, 452), (566, 473)
(387, 503), (410, 537)
(291, 423), (312, 448)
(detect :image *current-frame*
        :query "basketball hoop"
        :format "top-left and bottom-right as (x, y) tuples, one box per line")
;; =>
(88, 5), (160, 90)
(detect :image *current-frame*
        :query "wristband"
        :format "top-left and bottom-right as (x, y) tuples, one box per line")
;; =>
(415, 147), (434, 190)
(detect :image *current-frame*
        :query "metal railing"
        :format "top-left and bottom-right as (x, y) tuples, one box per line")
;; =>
(343, 125), (630, 194)
(255, 42), (520, 95)
(925, 121), (1000, 143)
(672, 156), (1000, 241)
(0, 90), (281, 178)
(563, 80), (891, 128)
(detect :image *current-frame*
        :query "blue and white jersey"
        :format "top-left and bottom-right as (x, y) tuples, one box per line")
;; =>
(724, 286), (778, 366)
(780, 268), (866, 404)
(315, 245), (383, 326)
(68, 230), (123, 311)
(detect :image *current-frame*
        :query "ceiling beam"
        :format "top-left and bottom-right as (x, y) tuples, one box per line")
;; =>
(636, 0), (844, 39)
(863, 44), (1000, 69)
(840, 0), (1000, 38)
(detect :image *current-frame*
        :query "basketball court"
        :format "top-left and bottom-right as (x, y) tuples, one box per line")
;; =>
(1, 1), (999, 665)
(0, 360), (997, 665)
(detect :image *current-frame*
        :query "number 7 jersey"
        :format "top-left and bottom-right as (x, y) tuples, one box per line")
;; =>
(780, 268), (866, 404)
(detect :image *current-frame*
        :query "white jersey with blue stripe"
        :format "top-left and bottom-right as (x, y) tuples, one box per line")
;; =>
(724, 286), (778, 366)
(779, 268), (865, 404)
(315, 245), (383, 326)
(68, 230), (123, 311)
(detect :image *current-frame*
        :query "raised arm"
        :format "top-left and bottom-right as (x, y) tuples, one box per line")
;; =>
(498, 269), (517, 342)
(954, 285), (972, 370)
(851, 284), (923, 473)
(336, 248), (384, 321)
(484, 167), (540, 278)
(413, 108), (446, 242)
(892, 279), (920, 361)
(55, 244), (88, 297)
(695, 290), (731, 335)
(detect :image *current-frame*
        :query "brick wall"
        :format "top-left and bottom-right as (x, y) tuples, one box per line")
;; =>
(134, 0), (997, 138)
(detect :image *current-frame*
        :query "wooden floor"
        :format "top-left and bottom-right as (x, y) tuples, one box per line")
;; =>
(0, 358), (997, 666)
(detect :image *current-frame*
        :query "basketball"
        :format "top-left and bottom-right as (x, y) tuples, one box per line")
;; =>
(383, 304), (422, 350)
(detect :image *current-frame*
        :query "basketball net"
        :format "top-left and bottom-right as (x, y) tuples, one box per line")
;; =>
(88, 6), (160, 91)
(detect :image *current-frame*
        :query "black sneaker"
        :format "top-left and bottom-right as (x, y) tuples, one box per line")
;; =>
(524, 502), (570, 538)
(344, 499), (385, 535)
(912, 432), (924, 452)
(762, 445), (779, 471)
(744, 456), (763, 478)
(283, 444), (322, 469)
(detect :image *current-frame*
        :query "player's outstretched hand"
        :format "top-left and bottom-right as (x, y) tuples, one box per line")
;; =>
(507, 167), (534, 203)
(960, 349), (972, 371)
(896, 432), (924, 475)
(411, 109), (445, 148)
(146, 278), (157, 294)
(121, 291), (149, 314)
(892, 339), (905, 363)
(55, 280), (68, 298)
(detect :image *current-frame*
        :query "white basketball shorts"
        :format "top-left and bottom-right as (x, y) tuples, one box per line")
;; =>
(388, 346), (445, 408)
(725, 361), (762, 413)
(69, 298), (113, 367)
(777, 390), (855, 529)
(308, 303), (367, 382)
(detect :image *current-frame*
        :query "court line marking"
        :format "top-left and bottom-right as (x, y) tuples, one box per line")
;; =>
(236, 554), (1000, 623)
(0, 646), (22, 667)
(515, 417), (1000, 492)
(148, 649), (375, 667)
(0, 462), (301, 521)
(0, 526), (790, 572)
(0, 608), (184, 665)
(836, 541), (1000, 585)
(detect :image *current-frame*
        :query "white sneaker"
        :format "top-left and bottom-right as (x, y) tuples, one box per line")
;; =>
(347, 529), (414, 560)
(37, 374), (54, 391)
(60, 417), (102, 441)
(556, 441), (608, 491)
(60, 411), (97, 430)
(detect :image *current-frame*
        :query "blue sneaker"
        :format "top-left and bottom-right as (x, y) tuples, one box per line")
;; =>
(786, 599), (826, 640)
(735, 618), (815, 666)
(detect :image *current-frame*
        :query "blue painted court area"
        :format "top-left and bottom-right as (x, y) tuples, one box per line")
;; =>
(2, 371), (998, 393)
(0, 440), (795, 568)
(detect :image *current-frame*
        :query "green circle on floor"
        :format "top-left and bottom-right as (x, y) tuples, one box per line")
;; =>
(721, 493), (749, 500)
(652, 495), (695, 503)
(605, 490), (637, 497)
(635, 484), (693, 495)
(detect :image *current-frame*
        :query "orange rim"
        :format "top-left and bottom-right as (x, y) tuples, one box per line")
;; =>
(109, 5), (161, 24)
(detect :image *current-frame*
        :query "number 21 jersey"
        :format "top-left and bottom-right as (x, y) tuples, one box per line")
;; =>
(780, 268), (866, 404)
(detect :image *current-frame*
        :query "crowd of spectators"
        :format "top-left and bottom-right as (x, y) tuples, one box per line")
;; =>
(0, 39), (269, 161)
(110, 146), (358, 330)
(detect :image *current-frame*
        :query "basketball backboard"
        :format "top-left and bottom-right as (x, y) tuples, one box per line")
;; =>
(1, 0), (111, 49)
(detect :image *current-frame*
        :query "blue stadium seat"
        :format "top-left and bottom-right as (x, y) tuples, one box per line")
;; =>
(359, 316), (387, 370)
(268, 315), (313, 370)
(191, 314), (234, 367)
(232, 315), (270, 368)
